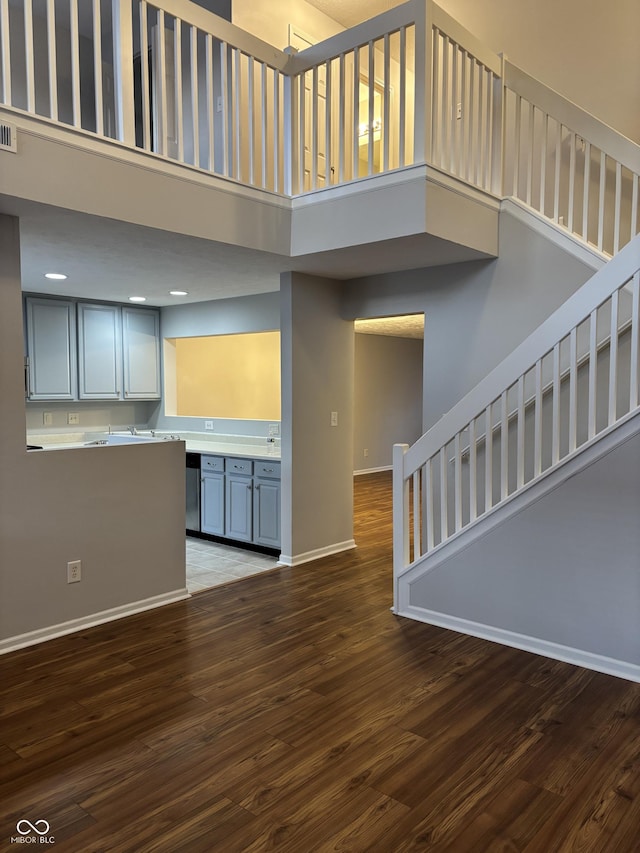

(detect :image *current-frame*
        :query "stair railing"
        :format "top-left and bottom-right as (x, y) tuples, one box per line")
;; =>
(393, 234), (640, 596)
(503, 61), (640, 256)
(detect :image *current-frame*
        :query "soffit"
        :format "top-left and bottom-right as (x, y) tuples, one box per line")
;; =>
(355, 314), (424, 338)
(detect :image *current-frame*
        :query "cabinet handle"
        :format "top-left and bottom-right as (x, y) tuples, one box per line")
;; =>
(263, 468), (273, 472)
(246, 484), (252, 490)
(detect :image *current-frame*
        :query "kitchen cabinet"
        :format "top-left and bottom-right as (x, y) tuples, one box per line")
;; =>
(25, 297), (77, 400)
(201, 455), (225, 535)
(78, 303), (122, 399)
(24, 296), (161, 401)
(225, 458), (254, 542)
(253, 461), (281, 548)
(122, 307), (161, 399)
(197, 454), (280, 549)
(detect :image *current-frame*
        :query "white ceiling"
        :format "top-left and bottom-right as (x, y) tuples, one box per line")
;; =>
(305, 0), (405, 28)
(4, 196), (488, 307)
(355, 314), (424, 338)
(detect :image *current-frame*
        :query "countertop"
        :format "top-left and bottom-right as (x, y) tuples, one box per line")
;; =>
(26, 431), (281, 461)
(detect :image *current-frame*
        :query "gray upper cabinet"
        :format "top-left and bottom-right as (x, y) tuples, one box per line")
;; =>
(25, 297), (77, 400)
(24, 297), (161, 402)
(78, 303), (122, 400)
(122, 307), (161, 399)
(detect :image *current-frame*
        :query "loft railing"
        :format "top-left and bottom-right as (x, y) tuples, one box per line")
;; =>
(393, 234), (640, 603)
(503, 61), (640, 257)
(0, 0), (637, 243)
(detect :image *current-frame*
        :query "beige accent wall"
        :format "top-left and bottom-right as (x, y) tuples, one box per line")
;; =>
(174, 332), (281, 420)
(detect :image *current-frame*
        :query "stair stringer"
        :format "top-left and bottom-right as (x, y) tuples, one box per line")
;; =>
(395, 408), (640, 682)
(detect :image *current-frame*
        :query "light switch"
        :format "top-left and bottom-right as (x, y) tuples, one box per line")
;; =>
(67, 412), (79, 425)
(330, 411), (338, 427)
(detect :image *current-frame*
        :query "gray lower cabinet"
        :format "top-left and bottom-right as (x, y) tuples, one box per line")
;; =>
(201, 455), (225, 535)
(225, 458), (254, 542)
(198, 454), (280, 548)
(253, 461), (281, 548)
(25, 297), (77, 400)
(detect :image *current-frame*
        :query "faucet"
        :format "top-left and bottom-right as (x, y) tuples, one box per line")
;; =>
(128, 426), (137, 435)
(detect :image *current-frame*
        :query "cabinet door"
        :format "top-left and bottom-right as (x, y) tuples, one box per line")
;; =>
(25, 297), (77, 400)
(122, 307), (161, 399)
(201, 472), (225, 536)
(78, 303), (122, 399)
(225, 474), (253, 542)
(253, 478), (281, 548)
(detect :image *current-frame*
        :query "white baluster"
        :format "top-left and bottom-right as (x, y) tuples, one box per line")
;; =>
(468, 417), (477, 522)
(631, 272), (640, 411)
(0, 0), (11, 105)
(534, 359), (542, 476)
(46, 0), (58, 121)
(454, 432), (462, 532)
(485, 402), (493, 511)
(608, 289), (619, 426)
(568, 131), (576, 232)
(500, 389), (508, 500)
(92, 0), (103, 135)
(425, 457), (434, 550)
(582, 140), (591, 242)
(190, 26), (199, 168)
(516, 375), (525, 489)
(569, 327), (578, 453)
(23, 0), (35, 113)
(205, 34), (215, 171)
(613, 162), (622, 254)
(588, 309), (598, 439)
(412, 469), (421, 559)
(440, 445), (448, 543)
(70, 0), (81, 127)
(552, 342), (560, 465)
(140, 2), (151, 151)
(597, 151), (606, 251)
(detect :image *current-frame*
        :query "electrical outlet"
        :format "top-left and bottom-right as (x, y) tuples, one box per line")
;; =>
(456, 102), (462, 120)
(43, 411), (53, 426)
(268, 423), (280, 436)
(204, 420), (214, 431)
(67, 412), (80, 425)
(330, 411), (338, 427)
(67, 560), (82, 583)
(364, 448), (369, 457)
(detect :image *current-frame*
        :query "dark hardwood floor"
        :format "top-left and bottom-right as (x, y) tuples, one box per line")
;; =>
(2, 472), (640, 851)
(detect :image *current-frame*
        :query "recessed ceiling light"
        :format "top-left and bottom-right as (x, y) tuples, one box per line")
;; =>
(169, 290), (188, 296)
(129, 296), (147, 303)
(45, 272), (67, 280)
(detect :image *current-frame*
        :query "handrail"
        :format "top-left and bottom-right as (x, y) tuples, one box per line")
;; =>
(148, 0), (292, 72)
(504, 61), (640, 176)
(288, 1), (417, 72)
(404, 234), (640, 476)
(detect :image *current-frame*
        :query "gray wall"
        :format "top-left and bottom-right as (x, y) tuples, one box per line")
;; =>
(0, 216), (186, 649)
(343, 209), (600, 434)
(354, 333), (423, 472)
(409, 416), (640, 666)
(280, 272), (354, 562)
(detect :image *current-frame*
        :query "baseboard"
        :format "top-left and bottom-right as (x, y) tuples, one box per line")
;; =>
(353, 465), (392, 476)
(278, 539), (357, 567)
(0, 589), (191, 656)
(397, 604), (640, 683)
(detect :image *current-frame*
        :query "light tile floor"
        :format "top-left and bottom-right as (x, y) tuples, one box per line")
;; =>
(186, 536), (279, 593)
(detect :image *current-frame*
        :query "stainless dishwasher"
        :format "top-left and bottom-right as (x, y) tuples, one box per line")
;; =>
(185, 453), (201, 532)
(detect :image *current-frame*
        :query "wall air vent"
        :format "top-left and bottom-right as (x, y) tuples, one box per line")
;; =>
(0, 122), (17, 153)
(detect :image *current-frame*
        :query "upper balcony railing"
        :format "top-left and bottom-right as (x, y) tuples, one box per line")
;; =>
(0, 0), (638, 253)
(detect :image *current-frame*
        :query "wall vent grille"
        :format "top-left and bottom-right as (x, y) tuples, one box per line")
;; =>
(0, 123), (17, 152)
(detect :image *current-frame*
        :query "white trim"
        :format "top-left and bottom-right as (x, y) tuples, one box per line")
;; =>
(396, 605), (640, 683)
(0, 589), (190, 656)
(278, 539), (356, 566)
(354, 465), (392, 476)
(503, 197), (608, 271)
